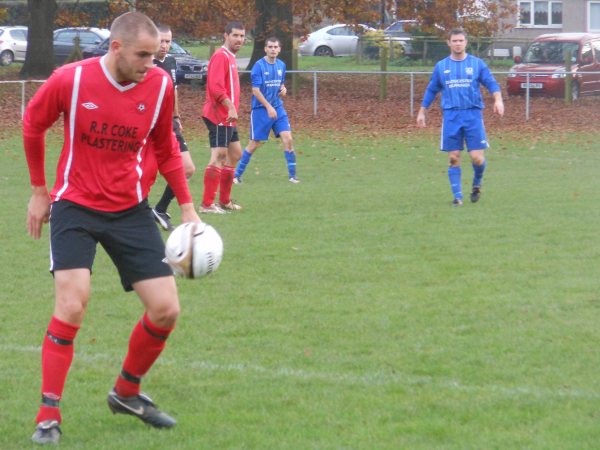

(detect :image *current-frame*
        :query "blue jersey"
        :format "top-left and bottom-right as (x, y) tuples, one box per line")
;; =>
(251, 57), (286, 110)
(421, 54), (499, 110)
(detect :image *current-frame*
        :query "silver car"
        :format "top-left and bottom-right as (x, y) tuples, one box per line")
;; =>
(0, 26), (28, 66)
(299, 24), (373, 57)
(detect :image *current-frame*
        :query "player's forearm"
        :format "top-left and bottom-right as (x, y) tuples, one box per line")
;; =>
(252, 88), (272, 109)
(162, 166), (192, 205)
(23, 133), (47, 187)
(173, 89), (180, 118)
(220, 97), (235, 110)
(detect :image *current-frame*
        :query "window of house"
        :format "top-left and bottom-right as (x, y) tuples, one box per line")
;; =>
(589, 2), (600, 31)
(519, 1), (562, 27)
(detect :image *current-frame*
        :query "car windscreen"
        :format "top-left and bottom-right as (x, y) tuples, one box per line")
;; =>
(524, 41), (579, 64)
(169, 41), (188, 55)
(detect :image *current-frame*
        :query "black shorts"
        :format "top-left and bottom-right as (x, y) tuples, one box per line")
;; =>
(202, 117), (239, 148)
(49, 199), (173, 291)
(173, 118), (188, 153)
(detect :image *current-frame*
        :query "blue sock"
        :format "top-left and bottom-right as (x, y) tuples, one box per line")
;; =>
(472, 159), (486, 187)
(284, 151), (296, 178)
(448, 166), (462, 200)
(235, 149), (253, 178)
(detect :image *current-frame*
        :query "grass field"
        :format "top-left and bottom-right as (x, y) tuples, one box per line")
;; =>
(2, 129), (600, 449)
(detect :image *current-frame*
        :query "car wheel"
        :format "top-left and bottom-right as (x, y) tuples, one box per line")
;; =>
(0, 50), (14, 66)
(571, 82), (580, 101)
(314, 46), (333, 57)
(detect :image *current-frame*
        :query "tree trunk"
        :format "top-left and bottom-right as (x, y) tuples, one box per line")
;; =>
(20, 0), (57, 78)
(249, 0), (294, 72)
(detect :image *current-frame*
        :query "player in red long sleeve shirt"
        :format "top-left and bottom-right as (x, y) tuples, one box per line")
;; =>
(199, 21), (245, 214)
(23, 12), (202, 445)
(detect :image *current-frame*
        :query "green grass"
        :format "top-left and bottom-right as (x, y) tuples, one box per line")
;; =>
(3, 129), (600, 449)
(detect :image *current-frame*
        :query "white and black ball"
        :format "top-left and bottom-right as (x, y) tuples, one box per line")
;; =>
(164, 222), (223, 279)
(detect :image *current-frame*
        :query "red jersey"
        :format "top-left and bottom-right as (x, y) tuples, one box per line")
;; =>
(202, 47), (240, 126)
(23, 56), (191, 212)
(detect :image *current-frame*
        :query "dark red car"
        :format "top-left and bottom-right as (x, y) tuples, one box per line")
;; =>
(506, 32), (600, 100)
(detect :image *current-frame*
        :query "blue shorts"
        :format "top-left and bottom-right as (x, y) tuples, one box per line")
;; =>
(249, 106), (291, 141)
(440, 109), (489, 152)
(49, 199), (173, 291)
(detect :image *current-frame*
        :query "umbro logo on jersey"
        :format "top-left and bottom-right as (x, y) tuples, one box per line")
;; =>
(444, 70), (451, 74)
(82, 102), (98, 109)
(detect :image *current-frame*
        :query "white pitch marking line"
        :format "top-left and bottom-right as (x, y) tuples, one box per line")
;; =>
(3, 344), (599, 400)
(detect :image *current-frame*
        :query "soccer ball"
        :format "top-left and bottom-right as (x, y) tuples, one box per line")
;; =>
(164, 222), (223, 279)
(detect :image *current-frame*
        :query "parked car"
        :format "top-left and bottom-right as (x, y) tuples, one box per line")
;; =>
(53, 27), (110, 66)
(82, 38), (207, 85)
(383, 20), (416, 39)
(0, 26), (28, 66)
(506, 32), (600, 100)
(298, 24), (374, 57)
(383, 20), (417, 55)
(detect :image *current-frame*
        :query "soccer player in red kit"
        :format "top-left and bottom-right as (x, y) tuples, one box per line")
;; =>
(23, 12), (202, 445)
(199, 21), (245, 214)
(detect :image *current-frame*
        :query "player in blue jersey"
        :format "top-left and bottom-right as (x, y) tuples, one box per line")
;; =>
(417, 28), (504, 206)
(234, 36), (299, 185)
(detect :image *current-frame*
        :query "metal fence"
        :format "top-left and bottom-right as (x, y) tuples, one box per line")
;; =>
(3, 69), (599, 122)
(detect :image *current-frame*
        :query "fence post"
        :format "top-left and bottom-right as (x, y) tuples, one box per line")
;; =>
(564, 50), (572, 104)
(410, 73), (415, 117)
(525, 73), (530, 120)
(313, 71), (318, 116)
(292, 39), (298, 97)
(379, 47), (388, 100)
(21, 81), (26, 118)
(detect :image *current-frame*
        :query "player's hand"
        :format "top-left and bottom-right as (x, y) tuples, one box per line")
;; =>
(27, 186), (51, 240)
(226, 107), (238, 123)
(279, 85), (287, 97)
(267, 105), (278, 119)
(180, 203), (202, 224)
(416, 111), (427, 127)
(174, 116), (183, 131)
(494, 100), (505, 117)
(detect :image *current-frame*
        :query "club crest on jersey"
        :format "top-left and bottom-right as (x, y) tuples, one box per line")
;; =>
(466, 67), (474, 75)
(277, 70), (282, 76)
(136, 103), (147, 113)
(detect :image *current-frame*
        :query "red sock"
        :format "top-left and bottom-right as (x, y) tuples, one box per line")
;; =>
(219, 165), (235, 205)
(114, 313), (174, 398)
(202, 165), (221, 208)
(36, 316), (80, 424)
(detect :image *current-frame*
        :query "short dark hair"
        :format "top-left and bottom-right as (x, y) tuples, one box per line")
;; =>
(225, 21), (244, 34)
(448, 28), (467, 40)
(265, 36), (280, 45)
